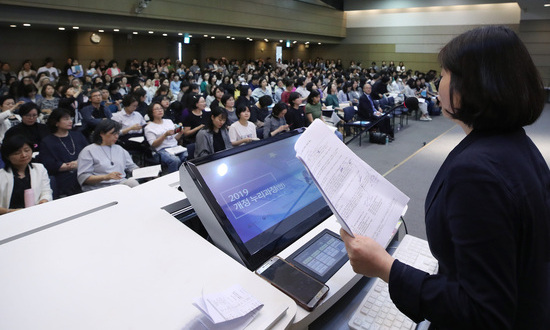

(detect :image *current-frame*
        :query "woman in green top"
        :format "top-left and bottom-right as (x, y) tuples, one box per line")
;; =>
(305, 90), (325, 125)
(324, 83), (339, 108)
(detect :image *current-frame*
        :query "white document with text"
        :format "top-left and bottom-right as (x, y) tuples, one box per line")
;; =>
(295, 119), (409, 245)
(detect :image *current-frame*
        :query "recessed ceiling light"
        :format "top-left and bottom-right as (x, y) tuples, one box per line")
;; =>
(148, 31), (154, 34)
(264, 39), (269, 42)
(73, 26), (79, 30)
(178, 33), (183, 36)
(204, 34), (208, 37)
(545, 3), (550, 7)
(162, 33), (167, 36)
(23, 23), (31, 27)
(189, 35), (193, 37)
(226, 36), (231, 38)
(293, 40), (297, 44)
(113, 29), (119, 32)
(133, 31), (138, 34)
(98, 29), (104, 33)
(10, 24), (17, 28)
(58, 27), (65, 30)
(318, 42), (322, 45)
(279, 40), (283, 43)
(231, 37), (235, 40)
(211, 36), (215, 39)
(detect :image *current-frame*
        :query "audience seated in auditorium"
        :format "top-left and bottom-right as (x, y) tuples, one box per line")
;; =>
(194, 106), (233, 158)
(228, 105), (257, 146)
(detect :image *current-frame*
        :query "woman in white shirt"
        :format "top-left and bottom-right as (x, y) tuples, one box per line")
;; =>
(228, 105), (257, 146)
(144, 102), (187, 174)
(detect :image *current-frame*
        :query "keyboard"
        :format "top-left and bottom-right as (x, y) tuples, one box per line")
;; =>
(348, 234), (438, 330)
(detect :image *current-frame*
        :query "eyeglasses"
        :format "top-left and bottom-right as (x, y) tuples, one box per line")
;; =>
(23, 113), (38, 118)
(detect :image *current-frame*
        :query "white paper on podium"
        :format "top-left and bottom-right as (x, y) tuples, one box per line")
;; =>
(294, 119), (409, 245)
(193, 284), (263, 327)
(132, 165), (161, 179)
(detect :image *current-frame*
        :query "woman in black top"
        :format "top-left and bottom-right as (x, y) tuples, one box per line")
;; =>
(3, 102), (49, 152)
(285, 92), (306, 130)
(182, 93), (207, 143)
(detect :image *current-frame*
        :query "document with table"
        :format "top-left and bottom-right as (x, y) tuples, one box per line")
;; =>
(295, 119), (409, 245)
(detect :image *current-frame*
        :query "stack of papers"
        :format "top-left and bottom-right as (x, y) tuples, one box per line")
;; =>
(295, 119), (409, 246)
(193, 285), (264, 330)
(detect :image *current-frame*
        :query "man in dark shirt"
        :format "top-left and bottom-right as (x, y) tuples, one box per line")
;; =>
(358, 83), (394, 139)
(79, 89), (112, 139)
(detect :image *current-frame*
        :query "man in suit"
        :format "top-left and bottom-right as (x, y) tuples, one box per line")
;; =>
(358, 83), (394, 140)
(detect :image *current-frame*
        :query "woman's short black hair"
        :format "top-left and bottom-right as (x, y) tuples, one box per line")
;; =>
(258, 95), (273, 108)
(288, 92), (301, 105)
(272, 102), (287, 117)
(92, 119), (122, 144)
(206, 106), (228, 131)
(46, 108), (72, 133)
(221, 93), (234, 107)
(122, 94), (137, 108)
(189, 93), (204, 110)
(439, 25), (544, 131)
(19, 102), (39, 117)
(307, 89), (320, 104)
(1, 135), (33, 170)
(239, 84), (251, 96)
(236, 104), (248, 119)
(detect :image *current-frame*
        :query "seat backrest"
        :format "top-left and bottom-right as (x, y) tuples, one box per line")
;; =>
(343, 106), (356, 122)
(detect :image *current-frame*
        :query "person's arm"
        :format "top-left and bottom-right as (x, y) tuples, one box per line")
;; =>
(183, 124), (204, 137)
(120, 123), (142, 135)
(36, 165), (53, 203)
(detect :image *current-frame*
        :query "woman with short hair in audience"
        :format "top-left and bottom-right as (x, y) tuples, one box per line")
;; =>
(206, 85), (224, 109)
(17, 60), (36, 81)
(0, 135), (53, 215)
(40, 108), (88, 198)
(144, 102), (187, 174)
(103, 73), (112, 88)
(182, 93), (207, 143)
(285, 92), (306, 130)
(263, 102), (290, 138)
(105, 60), (122, 79)
(4, 102), (49, 153)
(86, 60), (99, 78)
(251, 77), (272, 103)
(228, 105), (257, 146)
(111, 95), (147, 150)
(221, 93), (239, 126)
(77, 119), (139, 191)
(305, 90), (325, 125)
(324, 83), (339, 109)
(194, 106), (232, 158)
(18, 83), (43, 105)
(37, 83), (58, 118)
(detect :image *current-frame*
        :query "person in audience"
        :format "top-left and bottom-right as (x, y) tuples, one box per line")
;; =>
(338, 81), (352, 104)
(357, 83), (394, 141)
(112, 95), (147, 150)
(404, 79), (431, 121)
(67, 59), (83, 79)
(397, 61), (406, 74)
(0, 95), (24, 143)
(263, 102), (289, 138)
(40, 108), (88, 198)
(324, 83), (339, 108)
(77, 119), (139, 191)
(305, 90), (325, 124)
(228, 105), (257, 146)
(194, 106), (232, 158)
(251, 77), (273, 103)
(3, 102), (50, 152)
(221, 93), (239, 126)
(169, 73), (181, 96)
(80, 89), (112, 138)
(105, 60), (122, 79)
(86, 60), (100, 78)
(0, 135), (53, 214)
(18, 83), (43, 105)
(37, 58), (59, 82)
(37, 83), (58, 118)
(255, 94), (272, 128)
(285, 92), (306, 130)
(342, 25), (550, 329)
(17, 60), (36, 81)
(182, 93), (208, 143)
(144, 102), (187, 173)
(206, 85), (224, 109)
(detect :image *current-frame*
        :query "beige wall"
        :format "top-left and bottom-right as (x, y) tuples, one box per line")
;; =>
(519, 20), (550, 86)
(1, 0), (346, 39)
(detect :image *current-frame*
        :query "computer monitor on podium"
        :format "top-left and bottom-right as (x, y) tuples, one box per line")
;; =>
(180, 129), (332, 270)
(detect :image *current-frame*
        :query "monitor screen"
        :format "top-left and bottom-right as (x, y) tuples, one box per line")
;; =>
(184, 130), (332, 270)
